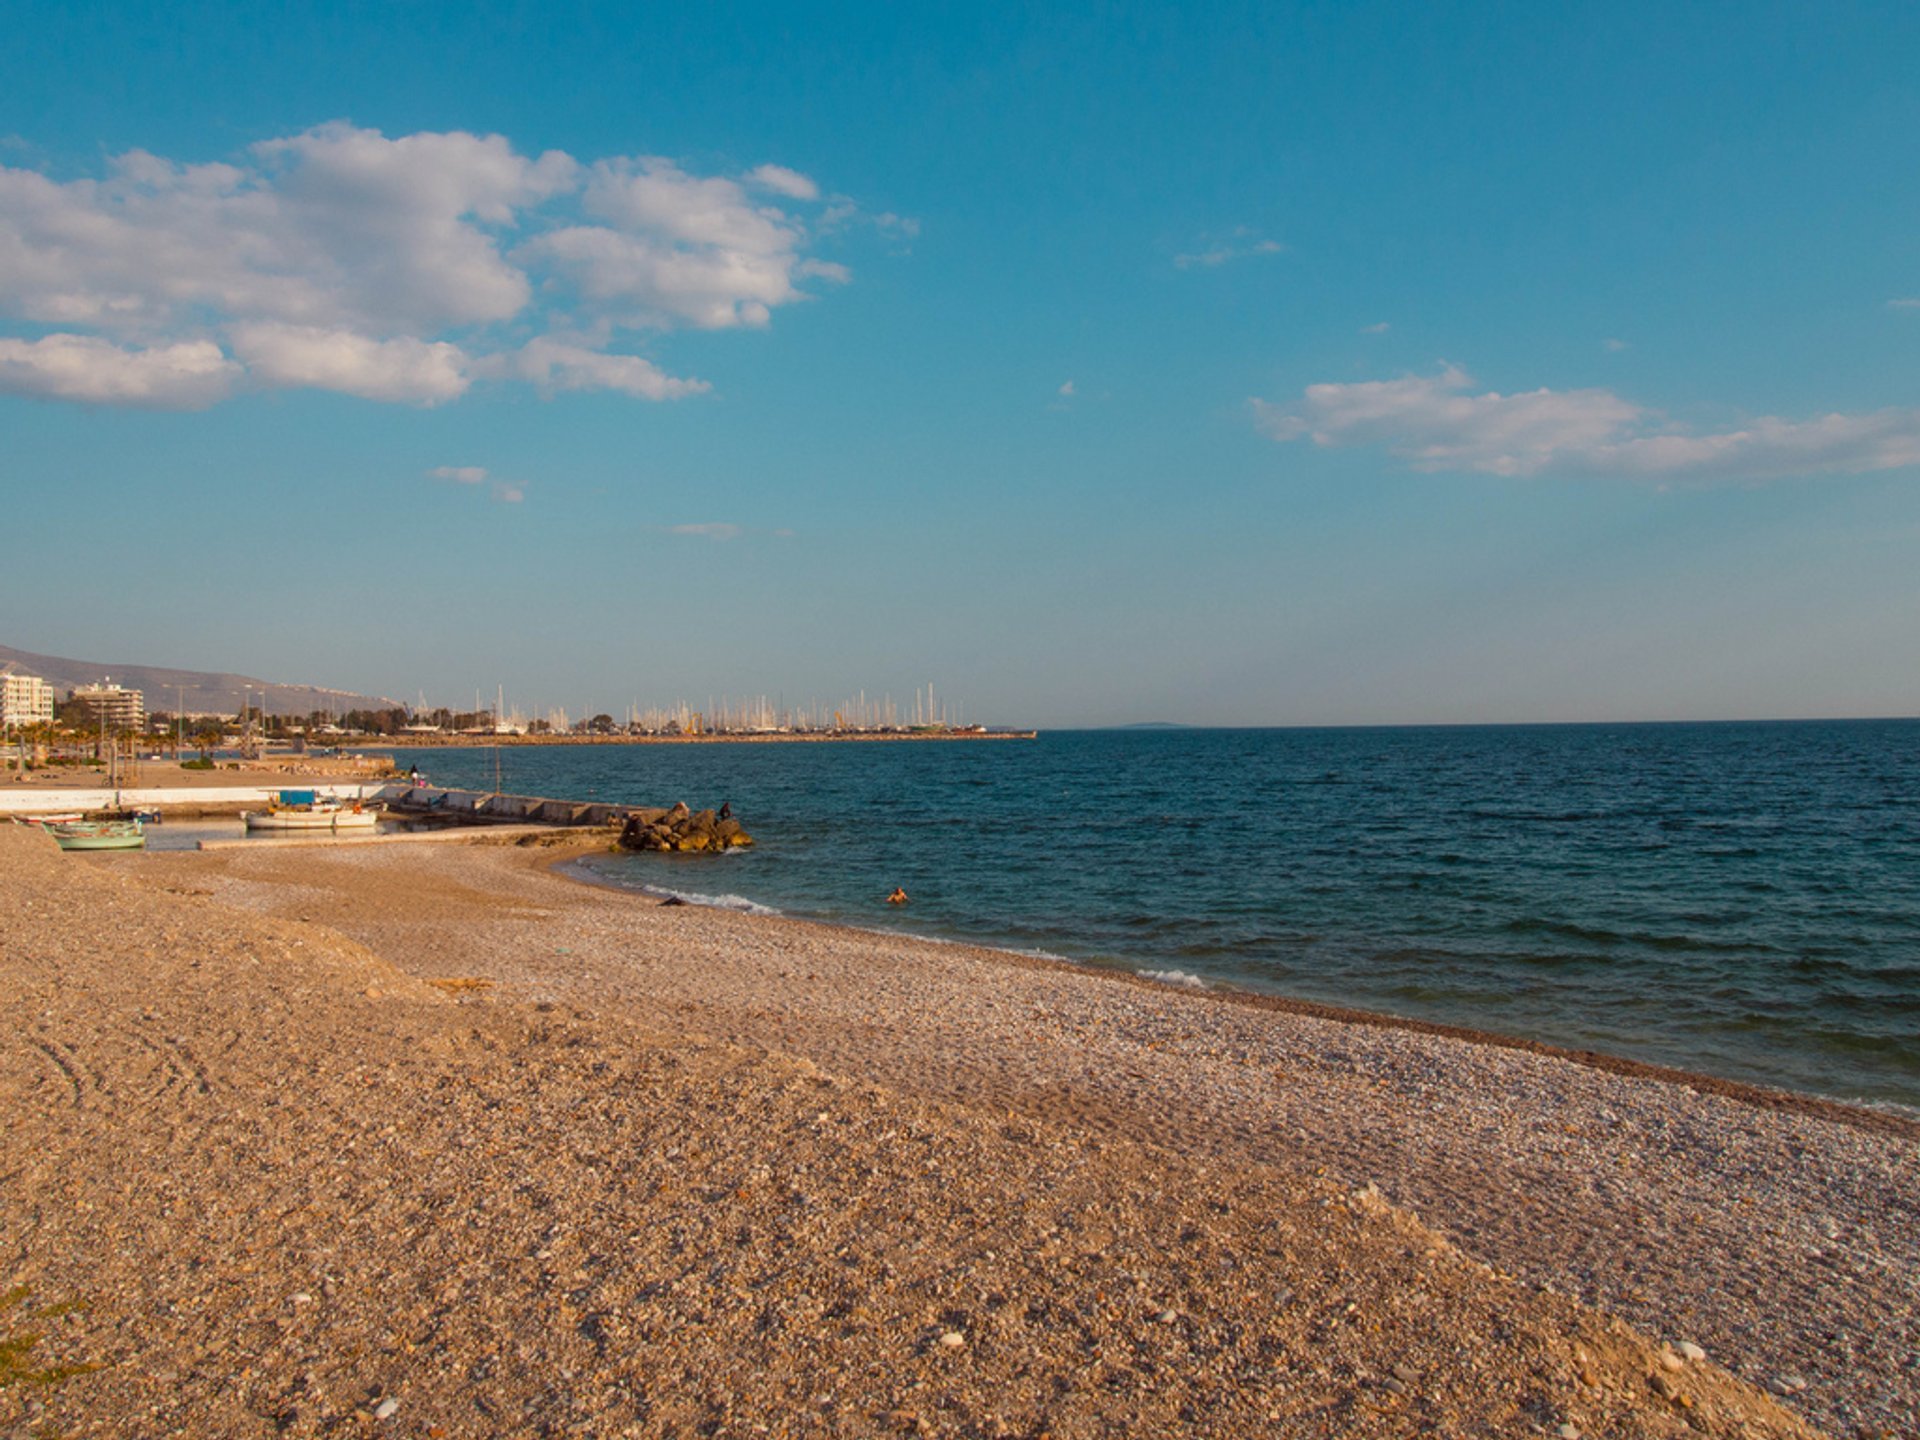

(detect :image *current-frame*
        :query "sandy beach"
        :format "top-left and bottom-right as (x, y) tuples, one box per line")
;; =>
(4, 824), (1912, 1439)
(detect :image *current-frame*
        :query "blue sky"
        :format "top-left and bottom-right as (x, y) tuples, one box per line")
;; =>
(2, 1), (1917, 726)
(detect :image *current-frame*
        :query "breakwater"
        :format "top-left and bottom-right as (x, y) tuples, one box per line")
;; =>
(385, 784), (632, 827)
(387, 786), (753, 849)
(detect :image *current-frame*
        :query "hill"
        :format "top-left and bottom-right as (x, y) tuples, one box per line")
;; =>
(0, 643), (401, 718)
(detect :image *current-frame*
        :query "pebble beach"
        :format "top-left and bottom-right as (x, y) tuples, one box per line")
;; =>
(3, 823), (1913, 1438)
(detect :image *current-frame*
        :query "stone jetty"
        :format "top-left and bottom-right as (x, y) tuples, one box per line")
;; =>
(618, 801), (753, 852)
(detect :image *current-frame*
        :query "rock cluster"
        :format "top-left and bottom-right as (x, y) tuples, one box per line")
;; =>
(617, 801), (752, 852)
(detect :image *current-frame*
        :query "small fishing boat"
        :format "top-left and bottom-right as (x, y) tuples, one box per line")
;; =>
(22, 812), (84, 827)
(47, 818), (146, 851)
(242, 790), (380, 832)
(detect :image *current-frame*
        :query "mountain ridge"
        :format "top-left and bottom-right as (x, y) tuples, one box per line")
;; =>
(0, 642), (401, 717)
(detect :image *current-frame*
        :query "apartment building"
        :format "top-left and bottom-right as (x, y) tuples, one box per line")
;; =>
(68, 680), (147, 732)
(0, 667), (55, 728)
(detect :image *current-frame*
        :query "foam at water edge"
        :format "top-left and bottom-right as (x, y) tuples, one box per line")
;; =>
(1141, 968), (1208, 989)
(892, 929), (1072, 963)
(657, 890), (783, 916)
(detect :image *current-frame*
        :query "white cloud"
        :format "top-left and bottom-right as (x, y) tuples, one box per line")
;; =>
(1360, 322), (1390, 335)
(0, 333), (238, 407)
(496, 337), (709, 400)
(248, 123), (576, 331)
(525, 224), (794, 329)
(520, 155), (843, 331)
(1603, 337), (1630, 352)
(1174, 228), (1285, 270)
(746, 164), (819, 201)
(427, 464), (520, 502)
(1891, 299), (1920, 312)
(668, 522), (741, 540)
(230, 323), (468, 404)
(0, 123), (866, 408)
(583, 158), (792, 255)
(1058, 379), (1075, 397)
(870, 211), (920, 241)
(1254, 365), (1920, 482)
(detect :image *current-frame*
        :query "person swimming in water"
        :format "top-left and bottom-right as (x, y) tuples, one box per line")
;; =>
(887, 887), (908, 904)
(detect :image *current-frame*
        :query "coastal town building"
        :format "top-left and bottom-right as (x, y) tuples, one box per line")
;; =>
(0, 667), (54, 728)
(68, 680), (147, 733)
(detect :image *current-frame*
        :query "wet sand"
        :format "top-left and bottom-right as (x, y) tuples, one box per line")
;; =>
(5, 824), (1909, 1437)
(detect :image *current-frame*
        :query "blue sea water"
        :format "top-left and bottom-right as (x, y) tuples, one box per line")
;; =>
(415, 723), (1920, 1113)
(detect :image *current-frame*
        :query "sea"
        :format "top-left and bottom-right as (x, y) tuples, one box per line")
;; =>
(410, 722), (1920, 1115)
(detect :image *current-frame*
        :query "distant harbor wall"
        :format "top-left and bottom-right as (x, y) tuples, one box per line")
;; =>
(379, 730), (1037, 748)
(0, 783), (387, 814)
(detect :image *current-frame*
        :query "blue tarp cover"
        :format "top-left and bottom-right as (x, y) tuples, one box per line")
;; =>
(275, 790), (317, 806)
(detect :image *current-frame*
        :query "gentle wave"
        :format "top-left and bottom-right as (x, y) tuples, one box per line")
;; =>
(653, 889), (783, 916)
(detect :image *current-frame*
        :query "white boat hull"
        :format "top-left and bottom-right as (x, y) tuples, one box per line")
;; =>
(243, 808), (379, 832)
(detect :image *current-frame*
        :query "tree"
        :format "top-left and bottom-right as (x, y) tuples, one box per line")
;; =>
(589, 713), (615, 734)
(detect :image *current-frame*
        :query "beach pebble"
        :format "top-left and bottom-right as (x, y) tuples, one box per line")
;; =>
(290, 1292), (313, 1307)
(372, 1398), (399, 1421)
(937, 1330), (965, 1349)
(1770, 1374), (1809, 1395)
(1557, 1425), (1581, 1439)
(1675, 1339), (1706, 1362)
(1156, 1309), (1179, 1324)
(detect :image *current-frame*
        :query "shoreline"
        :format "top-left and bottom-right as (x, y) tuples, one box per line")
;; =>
(556, 848), (1920, 1142)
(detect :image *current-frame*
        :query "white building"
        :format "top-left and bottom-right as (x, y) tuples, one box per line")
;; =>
(0, 667), (54, 728)
(69, 680), (147, 733)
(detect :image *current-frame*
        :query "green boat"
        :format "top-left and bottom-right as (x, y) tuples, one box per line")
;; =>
(47, 818), (146, 851)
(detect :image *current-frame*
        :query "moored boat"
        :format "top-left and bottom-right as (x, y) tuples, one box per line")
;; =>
(47, 818), (146, 851)
(242, 790), (380, 832)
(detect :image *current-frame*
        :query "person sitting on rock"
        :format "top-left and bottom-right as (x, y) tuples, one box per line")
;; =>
(887, 887), (909, 904)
